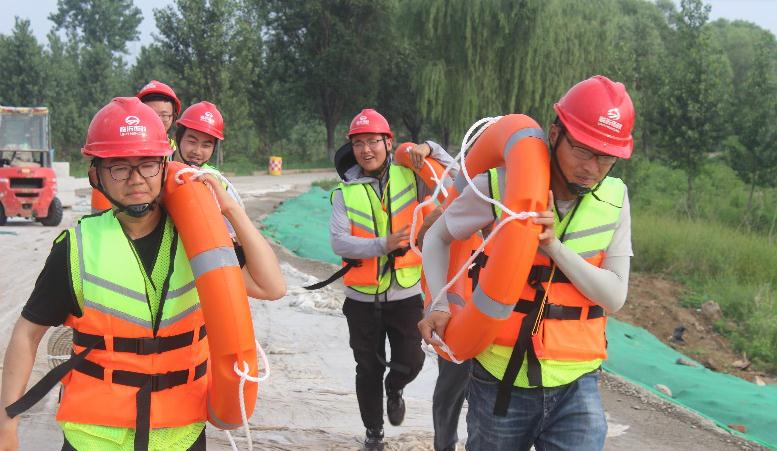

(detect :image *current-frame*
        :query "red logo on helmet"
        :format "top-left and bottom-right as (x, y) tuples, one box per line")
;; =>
(125, 116), (140, 126)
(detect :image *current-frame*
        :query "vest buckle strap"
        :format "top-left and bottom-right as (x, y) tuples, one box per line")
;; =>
(514, 301), (605, 320)
(528, 265), (570, 288)
(74, 329), (207, 355)
(76, 359), (208, 390)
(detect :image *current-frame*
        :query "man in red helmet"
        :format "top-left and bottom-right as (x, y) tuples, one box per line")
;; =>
(419, 76), (635, 451)
(0, 97), (285, 451)
(136, 80), (182, 149)
(330, 108), (457, 450)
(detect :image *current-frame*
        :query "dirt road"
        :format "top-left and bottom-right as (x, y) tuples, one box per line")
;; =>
(0, 172), (766, 450)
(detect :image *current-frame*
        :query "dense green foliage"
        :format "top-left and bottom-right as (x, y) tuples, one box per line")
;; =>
(3, 0), (777, 369)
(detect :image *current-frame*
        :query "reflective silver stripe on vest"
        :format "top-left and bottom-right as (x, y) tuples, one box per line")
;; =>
(207, 398), (242, 430)
(392, 197), (416, 216)
(167, 280), (196, 299)
(159, 303), (202, 329)
(448, 292), (466, 307)
(390, 184), (413, 204)
(76, 223), (147, 303)
(83, 273), (147, 303)
(563, 222), (618, 241)
(351, 220), (376, 236)
(503, 128), (546, 161)
(471, 286), (515, 319)
(83, 299), (152, 329)
(579, 249), (604, 259)
(190, 247), (239, 280)
(346, 206), (373, 222)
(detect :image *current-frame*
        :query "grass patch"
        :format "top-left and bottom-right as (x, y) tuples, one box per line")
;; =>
(632, 212), (777, 371)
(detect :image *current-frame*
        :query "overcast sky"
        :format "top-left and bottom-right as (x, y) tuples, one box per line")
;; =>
(1, 0), (776, 62)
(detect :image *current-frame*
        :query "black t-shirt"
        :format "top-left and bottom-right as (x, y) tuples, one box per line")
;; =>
(22, 216), (246, 327)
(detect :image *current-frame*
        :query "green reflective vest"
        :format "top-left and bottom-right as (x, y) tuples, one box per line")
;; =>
(334, 164), (422, 294)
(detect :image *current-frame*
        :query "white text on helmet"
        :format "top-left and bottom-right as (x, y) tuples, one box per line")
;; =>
(597, 115), (623, 133)
(200, 111), (215, 125)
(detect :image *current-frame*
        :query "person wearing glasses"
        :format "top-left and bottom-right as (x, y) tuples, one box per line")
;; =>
(0, 97), (285, 451)
(329, 108), (457, 450)
(419, 76), (635, 451)
(137, 80), (182, 150)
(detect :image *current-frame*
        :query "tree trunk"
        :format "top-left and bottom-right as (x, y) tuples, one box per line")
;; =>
(325, 115), (337, 161)
(403, 115), (423, 144)
(686, 173), (694, 218)
(442, 126), (451, 151)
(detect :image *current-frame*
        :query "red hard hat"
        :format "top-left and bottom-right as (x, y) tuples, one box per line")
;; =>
(176, 101), (224, 140)
(82, 97), (172, 158)
(348, 108), (393, 139)
(554, 75), (635, 159)
(136, 80), (182, 115)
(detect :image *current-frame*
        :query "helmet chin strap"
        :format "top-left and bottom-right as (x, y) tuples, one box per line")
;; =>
(92, 161), (167, 218)
(176, 141), (219, 168)
(177, 147), (200, 167)
(550, 135), (607, 197)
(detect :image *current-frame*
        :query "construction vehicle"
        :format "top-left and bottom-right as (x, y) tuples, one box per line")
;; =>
(0, 106), (62, 226)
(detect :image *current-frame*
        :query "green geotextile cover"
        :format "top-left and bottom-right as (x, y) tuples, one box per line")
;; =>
(262, 186), (340, 265)
(605, 318), (777, 449)
(265, 187), (777, 449)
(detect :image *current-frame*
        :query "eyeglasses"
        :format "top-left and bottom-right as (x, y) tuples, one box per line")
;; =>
(157, 114), (174, 121)
(352, 137), (386, 151)
(562, 135), (617, 165)
(105, 160), (163, 181)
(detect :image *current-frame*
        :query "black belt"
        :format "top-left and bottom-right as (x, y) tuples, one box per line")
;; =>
(514, 301), (605, 320)
(75, 357), (208, 391)
(73, 326), (207, 355)
(6, 328), (208, 451)
(75, 357), (208, 451)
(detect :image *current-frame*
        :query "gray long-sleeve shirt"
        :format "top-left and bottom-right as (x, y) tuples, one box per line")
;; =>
(330, 141), (459, 302)
(423, 169), (632, 314)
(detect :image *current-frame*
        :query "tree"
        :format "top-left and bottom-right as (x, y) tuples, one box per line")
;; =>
(0, 18), (49, 106)
(654, 0), (733, 214)
(265, 0), (396, 156)
(49, 0), (142, 53)
(727, 33), (777, 222)
(47, 0), (142, 159)
(152, 0), (264, 165)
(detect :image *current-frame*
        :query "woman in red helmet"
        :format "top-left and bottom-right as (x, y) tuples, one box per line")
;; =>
(173, 101), (243, 235)
(0, 98), (285, 451)
(136, 80), (182, 150)
(419, 76), (635, 451)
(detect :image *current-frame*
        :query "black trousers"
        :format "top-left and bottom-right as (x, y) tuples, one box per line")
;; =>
(343, 295), (426, 430)
(62, 428), (206, 450)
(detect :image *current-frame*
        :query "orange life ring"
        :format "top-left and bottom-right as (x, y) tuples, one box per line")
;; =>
(392, 144), (477, 316)
(90, 188), (112, 213)
(162, 161), (258, 429)
(394, 142), (451, 204)
(433, 114), (550, 361)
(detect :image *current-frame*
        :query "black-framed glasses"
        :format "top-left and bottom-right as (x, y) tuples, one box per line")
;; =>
(562, 134), (617, 165)
(157, 113), (174, 121)
(351, 137), (386, 151)
(105, 160), (163, 181)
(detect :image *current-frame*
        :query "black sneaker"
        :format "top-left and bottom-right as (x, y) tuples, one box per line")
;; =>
(364, 427), (385, 450)
(386, 389), (406, 426)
